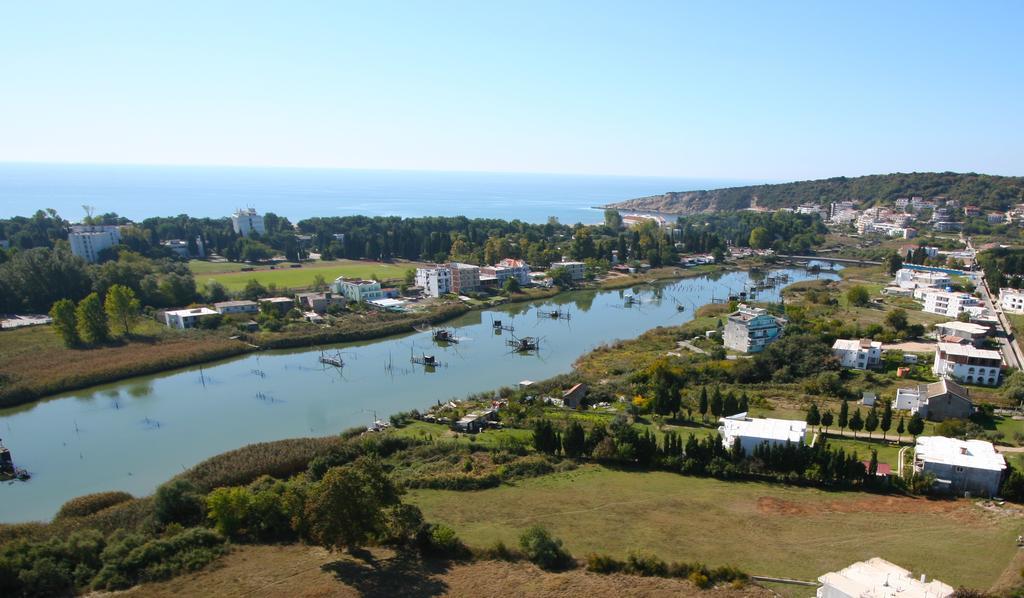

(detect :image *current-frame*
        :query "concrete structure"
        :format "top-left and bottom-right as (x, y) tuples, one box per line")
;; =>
(164, 307), (218, 329)
(231, 208), (265, 237)
(933, 342), (1002, 386)
(913, 436), (1006, 497)
(933, 221), (962, 232)
(894, 268), (951, 291)
(920, 289), (984, 319)
(550, 260), (585, 281)
(258, 296), (295, 316)
(415, 266), (452, 298)
(718, 414), (806, 454)
(816, 557), (953, 598)
(332, 277), (383, 303)
(561, 383), (588, 409)
(723, 304), (785, 353)
(999, 288), (1024, 314)
(934, 321), (990, 346)
(454, 409), (498, 433)
(297, 291), (344, 314)
(449, 262), (480, 294)
(213, 300), (259, 315)
(481, 258), (531, 286)
(161, 239), (190, 258)
(894, 379), (973, 421)
(832, 339), (882, 370)
(69, 224), (121, 263)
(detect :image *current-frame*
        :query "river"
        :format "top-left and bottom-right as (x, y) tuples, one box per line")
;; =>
(0, 265), (837, 522)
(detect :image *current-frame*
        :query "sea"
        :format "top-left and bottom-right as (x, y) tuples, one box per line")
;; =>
(0, 163), (752, 224)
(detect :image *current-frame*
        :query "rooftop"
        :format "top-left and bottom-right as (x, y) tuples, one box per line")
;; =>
(936, 342), (1003, 361)
(260, 296), (295, 303)
(936, 321), (989, 335)
(915, 436), (1006, 472)
(213, 300), (257, 308)
(833, 338), (881, 351)
(817, 557), (953, 598)
(719, 414), (806, 443)
(166, 307), (218, 317)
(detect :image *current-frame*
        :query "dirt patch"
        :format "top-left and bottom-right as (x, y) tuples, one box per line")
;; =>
(117, 544), (774, 598)
(757, 495), (971, 518)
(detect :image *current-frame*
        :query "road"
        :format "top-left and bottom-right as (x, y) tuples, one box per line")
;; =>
(968, 236), (1024, 371)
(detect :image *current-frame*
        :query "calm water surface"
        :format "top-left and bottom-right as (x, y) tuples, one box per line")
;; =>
(0, 266), (836, 522)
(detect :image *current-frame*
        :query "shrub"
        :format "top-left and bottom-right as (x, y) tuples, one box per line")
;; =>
(55, 492), (134, 520)
(586, 553), (624, 573)
(626, 551), (668, 576)
(688, 570), (712, 589)
(497, 455), (555, 480)
(518, 526), (573, 571)
(475, 540), (521, 562)
(93, 528), (226, 590)
(153, 479), (204, 527)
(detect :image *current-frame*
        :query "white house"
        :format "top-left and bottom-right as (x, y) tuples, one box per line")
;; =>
(550, 260), (585, 281)
(920, 289), (984, 318)
(415, 266), (452, 298)
(161, 239), (191, 258)
(231, 208), (265, 238)
(718, 414), (806, 454)
(893, 268), (951, 290)
(934, 320), (989, 346)
(213, 300), (259, 315)
(332, 277), (383, 302)
(893, 379), (973, 421)
(69, 225), (122, 263)
(933, 342), (1002, 386)
(816, 557), (954, 598)
(913, 436), (1006, 497)
(723, 304), (785, 353)
(481, 258), (531, 286)
(831, 339), (882, 370)
(164, 307), (218, 329)
(1000, 288), (1024, 314)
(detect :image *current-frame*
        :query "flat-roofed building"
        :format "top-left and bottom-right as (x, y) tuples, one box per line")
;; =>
(934, 320), (989, 346)
(723, 304), (785, 353)
(817, 557), (953, 598)
(832, 338), (882, 370)
(415, 266), (452, 298)
(332, 277), (382, 303)
(933, 342), (1002, 386)
(449, 262), (480, 294)
(231, 208), (265, 237)
(69, 225), (122, 263)
(164, 307), (218, 329)
(913, 436), (1006, 497)
(920, 289), (983, 318)
(1000, 288), (1024, 314)
(550, 260), (585, 281)
(894, 379), (973, 421)
(213, 300), (259, 315)
(718, 414), (806, 454)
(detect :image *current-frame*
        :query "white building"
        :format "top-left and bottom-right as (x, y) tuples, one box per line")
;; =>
(817, 557), (953, 598)
(894, 268), (951, 291)
(831, 339), (882, 370)
(495, 258), (531, 285)
(723, 304), (785, 353)
(933, 342), (1002, 386)
(718, 414), (806, 454)
(934, 320), (989, 346)
(164, 307), (218, 329)
(920, 289), (984, 318)
(213, 300), (259, 315)
(69, 225), (122, 263)
(449, 262), (481, 294)
(415, 266), (453, 298)
(231, 208), (266, 238)
(913, 436), (1006, 497)
(332, 277), (383, 303)
(999, 288), (1024, 314)
(550, 260), (585, 281)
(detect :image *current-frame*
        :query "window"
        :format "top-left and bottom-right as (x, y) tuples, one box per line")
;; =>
(955, 466), (964, 472)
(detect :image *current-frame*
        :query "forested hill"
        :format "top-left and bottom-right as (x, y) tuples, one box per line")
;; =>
(604, 172), (1024, 214)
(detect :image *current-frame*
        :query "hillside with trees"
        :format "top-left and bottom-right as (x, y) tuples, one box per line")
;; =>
(604, 172), (1024, 214)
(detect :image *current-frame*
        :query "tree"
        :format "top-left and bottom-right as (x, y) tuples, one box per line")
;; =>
(821, 410), (834, 434)
(532, 420), (559, 455)
(885, 308), (908, 332)
(75, 292), (109, 344)
(562, 421), (586, 459)
(304, 457), (401, 552)
(864, 407), (879, 439)
(710, 387), (724, 419)
(868, 449), (879, 478)
(604, 209), (623, 230)
(49, 298), (79, 347)
(206, 486), (252, 538)
(243, 279), (268, 301)
(547, 267), (572, 288)
(698, 387), (709, 422)
(907, 413), (925, 440)
(838, 400), (849, 433)
(738, 392), (749, 414)
(896, 416), (905, 442)
(154, 479), (205, 526)
(880, 401), (892, 439)
(848, 409), (863, 438)
(723, 392), (738, 417)
(806, 403), (821, 429)
(748, 227), (770, 249)
(519, 525), (572, 571)
(502, 276), (521, 294)
(846, 285), (870, 307)
(104, 284), (141, 335)
(884, 252), (903, 276)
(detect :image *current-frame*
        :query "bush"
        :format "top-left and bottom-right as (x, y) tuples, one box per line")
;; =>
(475, 540), (521, 562)
(153, 479), (205, 527)
(497, 455), (555, 480)
(93, 528), (226, 590)
(586, 553), (624, 574)
(55, 492), (134, 519)
(417, 523), (467, 558)
(625, 551), (668, 576)
(518, 526), (573, 571)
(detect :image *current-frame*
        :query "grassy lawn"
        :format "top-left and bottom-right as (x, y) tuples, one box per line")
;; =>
(409, 465), (1022, 589)
(189, 259), (420, 292)
(0, 320), (251, 409)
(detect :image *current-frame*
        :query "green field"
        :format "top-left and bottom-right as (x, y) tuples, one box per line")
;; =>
(409, 466), (1021, 589)
(189, 259), (419, 292)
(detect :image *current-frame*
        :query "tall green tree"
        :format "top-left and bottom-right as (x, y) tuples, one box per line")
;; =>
(806, 403), (821, 429)
(846, 285), (870, 307)
(710, 387), (724, 419)
(907, 413), (925, 440)
(897, 416), (905, 442)
(562, 421), (586, 459)
(848, 408), (863, 438)
(698, 387), (709, 422)
(880, 401), (893, 439)
(821, 410), (834, 434)
(49, 298), (79, 347)
(864, 407), (879, 439)
(75, 292), (109, 344)
(104, 284), (141, 335)
(884, 252), (903, 276)
(303, 457), (401, 552)
(838, 400), (849, 433)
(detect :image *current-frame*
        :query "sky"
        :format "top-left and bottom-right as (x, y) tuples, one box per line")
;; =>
(1, 1), (1022, 180)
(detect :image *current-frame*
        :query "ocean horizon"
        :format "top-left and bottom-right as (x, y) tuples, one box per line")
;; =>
(0, 162), (756, 224)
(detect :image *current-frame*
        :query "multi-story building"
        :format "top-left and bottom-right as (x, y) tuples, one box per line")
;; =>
(894, 268), (951, 290)
(69, 225), (122, 263)
(934, 320), (990, 346)
(718, 414), (806, 454)
(331, 277), (383, 303)
(164, 307), (219, 329)
(913, 436), (1006, 497)
(723, 304), (785, 353)
(831, 339), (882, 370)
(496, 258), (531, 285)
(894, 379), (973, 421)
(550, 260), (585, 281)
(213, 300), (259, 315)
(161, 239), (190, 258)
(449, 262), (480, 294)
(920, 290), (983, 318)
(817, 558), (954, 598)
(231, 208), (266, 238)
(933, 221), (962, 232)
(999, 288), (1024, 314)
(933, 342), (1002, 386)
(415, 266), (452, 298)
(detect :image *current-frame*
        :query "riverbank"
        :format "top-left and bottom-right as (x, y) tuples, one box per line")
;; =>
(0, 265), (730, 410)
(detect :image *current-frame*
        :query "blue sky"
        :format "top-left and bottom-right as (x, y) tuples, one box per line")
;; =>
(1, 1), (1021, 180)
